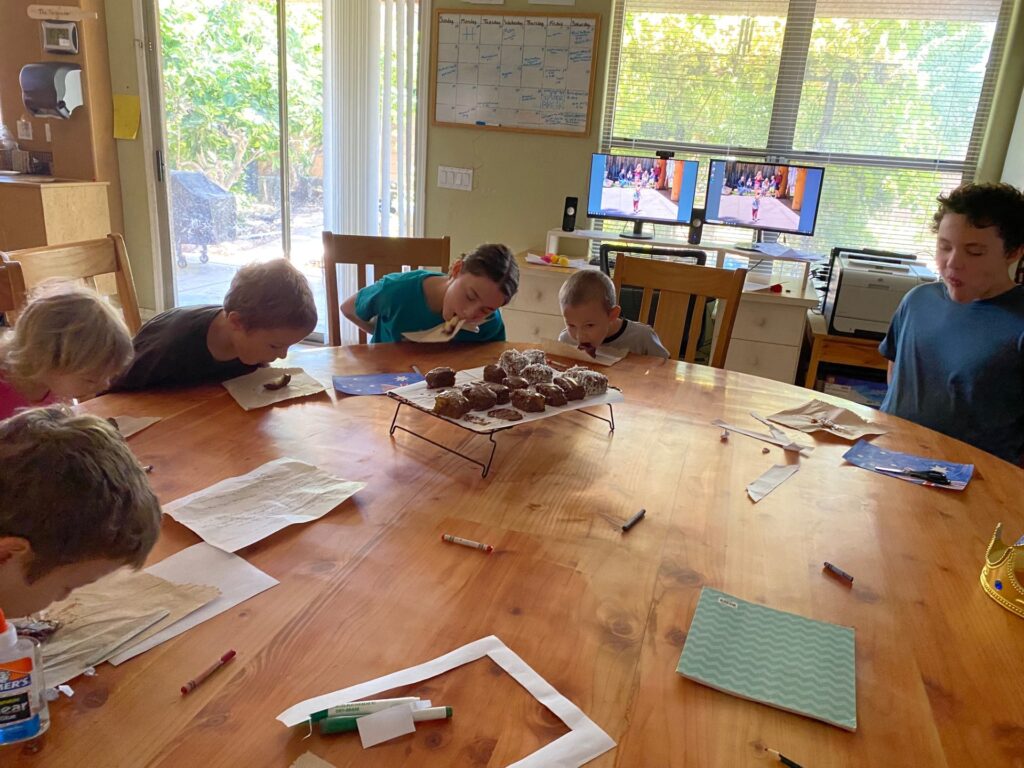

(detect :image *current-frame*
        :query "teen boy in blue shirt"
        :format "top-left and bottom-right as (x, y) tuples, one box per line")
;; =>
(880, 182), (1024, 464)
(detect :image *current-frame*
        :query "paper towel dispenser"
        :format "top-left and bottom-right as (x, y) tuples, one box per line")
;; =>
(20, 62), (84, 119)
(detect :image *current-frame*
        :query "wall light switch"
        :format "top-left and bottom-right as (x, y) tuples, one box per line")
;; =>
(437, 165), (473, 191)
(44, 123), (52, 143)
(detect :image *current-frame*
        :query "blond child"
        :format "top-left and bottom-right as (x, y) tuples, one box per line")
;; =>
(112, 258), (317, 390)
(341, 243), (520, 343)
(0, 285), (134, 421)
(0, 406), (161, 617)
(558, 269), (670, 359)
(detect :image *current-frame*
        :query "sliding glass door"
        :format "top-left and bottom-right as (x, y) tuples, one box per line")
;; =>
(145, 0), (326, 337)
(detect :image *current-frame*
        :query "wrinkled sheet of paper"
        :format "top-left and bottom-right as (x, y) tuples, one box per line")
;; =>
(747, 464), (800, 502)
(109, 415), (161, 439)
(402, 318), (479, 342)
(222, 367), (326, 411)
(390, 366), (623, 434)
(110, 543), (279, 664)
(40, 570), (218, 685)
(541, 339), (629, 367)
(290, 754), (336, 768)
(277, 635), (616, 767)
(163, 457), (365, 552)
(768, 399), (888, 440)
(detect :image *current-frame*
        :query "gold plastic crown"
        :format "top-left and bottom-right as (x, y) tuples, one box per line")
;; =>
(980, 524), (1024, 619)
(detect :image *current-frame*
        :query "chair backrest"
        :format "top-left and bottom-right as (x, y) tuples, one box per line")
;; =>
(611, 254), (747, 367)
(0, 258), (27, 324)
(0, 234), (142, 334)
(322, 232), (452, 345)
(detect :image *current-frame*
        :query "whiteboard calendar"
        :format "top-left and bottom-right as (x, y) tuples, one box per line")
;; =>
(431, 10), (600, 137)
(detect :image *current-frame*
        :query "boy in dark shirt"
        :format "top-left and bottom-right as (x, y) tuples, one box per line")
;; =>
(112, 258), (317, 390)
(880, 183), (1024, 463)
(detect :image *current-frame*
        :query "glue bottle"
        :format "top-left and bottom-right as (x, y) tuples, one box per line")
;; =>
(0, 608), (49, 744)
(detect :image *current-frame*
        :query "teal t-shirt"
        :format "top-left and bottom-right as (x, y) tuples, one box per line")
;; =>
(880, 282), (1024, 463)
(353, 269), (505, 344)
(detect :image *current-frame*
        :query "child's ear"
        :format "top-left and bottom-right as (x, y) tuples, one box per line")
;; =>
(609, 305), (622, 321)
(0, 537), (31, 567)
(449, 259), (463, 279)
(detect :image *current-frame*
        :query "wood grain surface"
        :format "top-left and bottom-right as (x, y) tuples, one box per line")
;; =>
(8, 342), (1023, 768)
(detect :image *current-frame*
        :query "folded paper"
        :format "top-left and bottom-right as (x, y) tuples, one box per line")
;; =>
(768, 400), (887, 440)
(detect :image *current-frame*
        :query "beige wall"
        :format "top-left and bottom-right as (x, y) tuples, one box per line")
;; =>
(423, 0), (612, 257)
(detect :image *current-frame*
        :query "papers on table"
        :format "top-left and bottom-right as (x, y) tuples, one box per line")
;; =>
(163, 457), (365, 552)
(290, 754), (336, 768)
(390, 366), (624, 434)
(109, 543), (278, 664)
(842, 439), (973, 490)
(747, 464), (800, 503)
(222, 367), (326, 411)
(40, 570), (220, 685)
(357, 704), (416, 748)
(109, 415), (161, 439)
(277, 635), (615, 767)
(541, 339), (628, 367)
(751, 242), (823, 262)
(333, 372), (424, 395)
(768, 400), (887, 440)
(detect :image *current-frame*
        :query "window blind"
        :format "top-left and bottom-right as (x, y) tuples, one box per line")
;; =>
(602, 0), (1011, 260)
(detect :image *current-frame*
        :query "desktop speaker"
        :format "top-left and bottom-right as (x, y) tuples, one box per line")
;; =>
(688, 208), (705, 244)
(562, 196), (578, 232)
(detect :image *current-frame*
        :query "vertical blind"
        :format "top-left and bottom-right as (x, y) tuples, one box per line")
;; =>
(602, 0), (1011, 259)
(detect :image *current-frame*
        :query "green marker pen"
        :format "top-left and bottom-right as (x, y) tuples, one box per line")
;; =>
(319, 706), (453, 735)
(307, 697), (421, 724)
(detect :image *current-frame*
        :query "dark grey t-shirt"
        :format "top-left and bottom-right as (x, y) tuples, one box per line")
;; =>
(111, 305), (256, 391)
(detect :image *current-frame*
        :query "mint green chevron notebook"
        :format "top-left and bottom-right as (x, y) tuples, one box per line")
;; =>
(677, 587), (857, 731)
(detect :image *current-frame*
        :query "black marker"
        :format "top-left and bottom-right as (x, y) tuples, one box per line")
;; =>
(621, 509), (646, 532)
(823, 561), (854, 585)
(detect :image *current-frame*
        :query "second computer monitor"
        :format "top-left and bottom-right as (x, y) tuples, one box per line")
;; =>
(705, 159), (824, 236)
(587, 154), (699, 238)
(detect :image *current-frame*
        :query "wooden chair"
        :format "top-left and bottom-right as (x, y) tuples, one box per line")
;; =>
(0, 259), (26, 327)
(0, 234), (142, 334)
(322, 232), (451, 345)
(611, 254), (747, 367)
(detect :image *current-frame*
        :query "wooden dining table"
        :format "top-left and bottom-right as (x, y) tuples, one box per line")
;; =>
(9, 342), (1024, 768)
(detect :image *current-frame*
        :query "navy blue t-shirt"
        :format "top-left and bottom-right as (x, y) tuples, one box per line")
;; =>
(879, 282), (1024, 463)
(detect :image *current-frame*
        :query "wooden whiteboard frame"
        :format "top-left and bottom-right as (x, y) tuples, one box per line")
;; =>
(430, 8), (601, 138)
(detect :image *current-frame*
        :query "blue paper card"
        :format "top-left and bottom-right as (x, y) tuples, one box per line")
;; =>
(842, 439), (973, 490)
(332, 372), (424, 395)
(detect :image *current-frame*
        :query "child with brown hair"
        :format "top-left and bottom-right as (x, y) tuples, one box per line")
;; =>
(341, 243), (520, 343)
(112, 258), (318, 390)
(558, 269), (669, 359)
(0, 406), (162, 617)
(0, 285), (134, 421)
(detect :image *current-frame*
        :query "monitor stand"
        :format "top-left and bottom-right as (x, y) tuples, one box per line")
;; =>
(734, 229), (765, 252)
(621, 221), (653, 240)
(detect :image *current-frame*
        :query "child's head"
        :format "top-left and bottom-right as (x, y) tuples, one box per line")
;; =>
(0, 284), (133, 399)
(559, 269), (621, 350)
(0, 406), (162, 616)
(931, 183), (1024, 303)
(222, 259), (318, 364)
(444, 244), (520, 325)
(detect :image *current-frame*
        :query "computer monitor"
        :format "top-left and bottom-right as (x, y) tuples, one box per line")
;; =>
(587, 153), (699, 239)
(704, 159), (825, 240)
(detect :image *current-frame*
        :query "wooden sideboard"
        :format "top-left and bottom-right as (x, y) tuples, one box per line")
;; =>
(0, 176), (111, 251)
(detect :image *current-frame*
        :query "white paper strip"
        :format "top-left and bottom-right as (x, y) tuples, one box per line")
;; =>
(222, 367), (326, 411)
(711, 419), (813, 455)
(163, 458), (365, 552)
(357, 703), (416, 748)
(108, 543), (278, 664)
(276, 635), (616, 767)
(747, 464), (800, 503)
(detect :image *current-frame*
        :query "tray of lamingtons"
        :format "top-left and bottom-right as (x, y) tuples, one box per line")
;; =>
(386, 348), (623, 435)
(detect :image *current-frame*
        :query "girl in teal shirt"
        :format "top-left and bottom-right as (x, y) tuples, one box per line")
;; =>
(341, 243), (520, 343)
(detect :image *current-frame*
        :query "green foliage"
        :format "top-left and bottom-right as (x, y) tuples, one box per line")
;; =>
(159, 0), (323, 197)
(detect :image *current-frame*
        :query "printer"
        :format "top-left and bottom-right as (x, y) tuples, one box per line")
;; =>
(822, 247), (936, 338)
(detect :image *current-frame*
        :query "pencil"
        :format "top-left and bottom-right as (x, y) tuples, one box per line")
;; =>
(823, 561), (854, 585)
(767, 747), (804, 768)
(181, 649), (236, 695)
